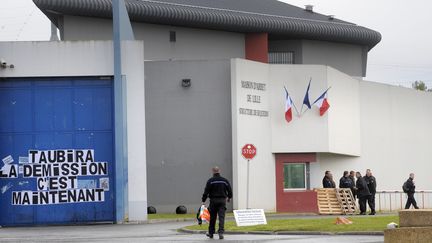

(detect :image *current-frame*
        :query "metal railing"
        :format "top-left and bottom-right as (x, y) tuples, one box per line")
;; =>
(375, 190), (432, 212)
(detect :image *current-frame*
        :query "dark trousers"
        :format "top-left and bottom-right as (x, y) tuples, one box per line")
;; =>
(350, 188), (356, 199)
(358, 195), (369, 213)
(405, 193), (419, 209)
(208, 198), (227, 235)
(367, 192), (376, 212)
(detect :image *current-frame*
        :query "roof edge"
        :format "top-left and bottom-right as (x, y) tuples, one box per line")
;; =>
(33, 0), (382, 49)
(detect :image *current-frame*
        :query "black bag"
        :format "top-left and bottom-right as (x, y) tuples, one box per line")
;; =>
(402, 181), (409, 193)
(196, 207), (202, 225)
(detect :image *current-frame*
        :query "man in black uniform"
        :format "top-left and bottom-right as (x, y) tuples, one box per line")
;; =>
(202, 166), (233, 240)
(364, 169), (376, 215)
(355, 171), (371, 215)
(339, 171), (353, 189)
(322, 171), (336, 188)
(404, 173), (419, 209)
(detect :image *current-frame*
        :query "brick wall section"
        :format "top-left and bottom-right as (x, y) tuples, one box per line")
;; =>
(245, 33), (268, 63)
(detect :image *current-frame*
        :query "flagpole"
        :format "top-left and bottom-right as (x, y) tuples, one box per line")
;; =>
(291, 100), (300, 117)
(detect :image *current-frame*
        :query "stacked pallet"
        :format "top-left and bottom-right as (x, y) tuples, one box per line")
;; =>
(336, 188), (358, 215)
(315, 188), (358, 215)
(316, 188), (343, 215)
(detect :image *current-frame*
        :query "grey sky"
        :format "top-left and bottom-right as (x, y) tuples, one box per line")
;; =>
(1, 0), (431, 87)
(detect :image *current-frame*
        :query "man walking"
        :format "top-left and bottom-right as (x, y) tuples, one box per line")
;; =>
(355, 171), (371, 215)
(202, 166), (233, 240)
(364, 169), (376, 215)
(404, 173), (419, 209)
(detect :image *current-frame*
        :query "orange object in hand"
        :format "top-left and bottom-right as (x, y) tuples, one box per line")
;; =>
(200, 205), (210, 223)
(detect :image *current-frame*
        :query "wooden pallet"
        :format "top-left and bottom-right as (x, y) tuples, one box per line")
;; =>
(315, 188), (358, 215)
(316, 188), (343, 215)
(336, 188), (358, 215)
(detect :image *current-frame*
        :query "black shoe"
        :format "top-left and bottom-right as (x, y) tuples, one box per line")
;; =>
(359, 212), (366, 215)
(219, 234), (224, 240)
(206, 233), (213, 239)
(369, 211), (376, 215)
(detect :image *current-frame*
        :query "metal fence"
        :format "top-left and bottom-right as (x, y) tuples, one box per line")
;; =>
(268, 52), (294, 64)
(375, 190), (432, 212)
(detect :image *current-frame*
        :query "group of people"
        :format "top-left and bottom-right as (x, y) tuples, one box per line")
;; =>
(323, 169), (420, 215)
(323, 169), (376, 215)
(199, 166), (420, 240)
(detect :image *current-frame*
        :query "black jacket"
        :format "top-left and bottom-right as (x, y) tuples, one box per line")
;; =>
(364, 175), (377, 193)
(405, 178), (416, 194)
(339, 176), (353, 188)
(356, 176), (371, 197)
(322, 177), (336, 188)
(202, 173), (233, 202)
(348, 176), (356, 188)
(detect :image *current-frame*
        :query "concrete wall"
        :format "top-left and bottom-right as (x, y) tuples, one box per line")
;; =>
(269, 39), (366, 77)
(144, 60), (232, 213)
(0, 41), (147, 221)
(231, 59), (275, 211)
(315, 82), (432, 192)
(302, 40), (365, 77)
(268, 65), (361, 156)
(62, 15), (245, 61)
(231, 59), (432, 211)
(230, 59), (362, 211)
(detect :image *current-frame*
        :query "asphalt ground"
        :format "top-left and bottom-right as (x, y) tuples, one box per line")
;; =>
(0, 220), (384, 243)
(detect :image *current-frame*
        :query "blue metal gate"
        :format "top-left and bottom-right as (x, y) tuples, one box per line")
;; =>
(0, 77), (115, 226)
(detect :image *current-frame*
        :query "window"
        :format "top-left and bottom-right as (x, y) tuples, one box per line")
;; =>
(169, 31), (176, 42)
(268, 52), (294, 64)
(283, 163), (307, 190)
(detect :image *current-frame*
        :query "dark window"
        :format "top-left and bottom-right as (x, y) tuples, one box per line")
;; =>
(283, 162), (310, 190)
(169, 31), (176, 42)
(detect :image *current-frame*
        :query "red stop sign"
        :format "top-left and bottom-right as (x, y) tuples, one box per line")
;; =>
(241, 144), (257, 160)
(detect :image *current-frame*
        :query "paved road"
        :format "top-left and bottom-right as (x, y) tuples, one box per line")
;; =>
(0, 221), (384, 243)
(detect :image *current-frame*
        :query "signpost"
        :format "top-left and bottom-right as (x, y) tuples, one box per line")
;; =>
(241, 144), (256, 209)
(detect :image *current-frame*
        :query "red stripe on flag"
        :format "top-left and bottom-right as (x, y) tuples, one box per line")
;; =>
(319, 98), (330, 116)
(285, 107), (292, 122)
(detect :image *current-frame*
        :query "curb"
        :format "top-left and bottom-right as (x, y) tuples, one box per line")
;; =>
(178, 228), (384, 236)
(147, 218), (195, 224)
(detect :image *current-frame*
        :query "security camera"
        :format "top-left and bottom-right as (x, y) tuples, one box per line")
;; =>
(0, 59), (6, 68)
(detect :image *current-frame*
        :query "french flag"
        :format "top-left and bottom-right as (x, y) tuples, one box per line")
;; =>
(313, 88), (330, 116)
(285, 89), (293, 122)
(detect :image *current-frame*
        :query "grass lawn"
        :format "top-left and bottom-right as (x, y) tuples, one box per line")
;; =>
(185, 215), (399, 233)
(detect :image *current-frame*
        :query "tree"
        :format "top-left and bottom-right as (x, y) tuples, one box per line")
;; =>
(412, 80), (428, 91)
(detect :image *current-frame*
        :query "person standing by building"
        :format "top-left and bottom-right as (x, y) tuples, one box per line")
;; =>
(339, 171), (352, 189)
(364, 169), (376, 215)
(355, 171), (371, 215)
(322, 171), (336, 188)
(404, 173), (419, 209)
(349, 170), (356, 199)
(202, 166), (233, 240)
